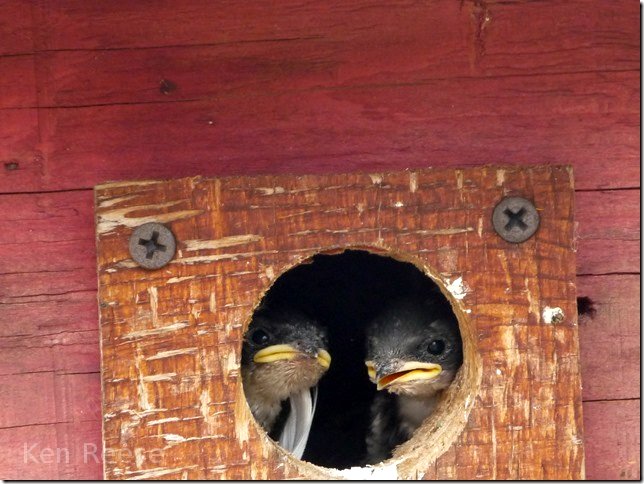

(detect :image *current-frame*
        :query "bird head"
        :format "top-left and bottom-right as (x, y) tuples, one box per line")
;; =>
(242, 305), (331, 403)
(365, 296), (462, 397)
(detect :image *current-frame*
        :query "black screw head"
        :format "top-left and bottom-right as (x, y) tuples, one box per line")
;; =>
(492, 196), (540, 243)
(129, 222), (176, 269)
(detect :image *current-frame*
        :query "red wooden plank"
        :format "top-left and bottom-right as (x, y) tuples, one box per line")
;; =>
(0, 191), (96, 300)
(577, 275), (640, 402)
(584, 399), (640, 480)
(479, 0), (639, 75)
(0, 71), (638, 192)
(0, 1), (33, 55)
(12, 14), (636, 109)
(0, 109), (40, 185)
(26, 0), (637, 78)
(0, 397), (102, 480)
(576, 189), (640, 275)
(0, 55), (36, 108)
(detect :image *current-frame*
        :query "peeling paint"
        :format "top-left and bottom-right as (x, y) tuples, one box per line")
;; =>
(98, 194), (139, 208)
(97, 199), (202, 233)
(146, 417), (181, 426)
(256, 186), (285, 195)
(369, 173), (383, 185)
(142, 373), (177, 382)
(542, 306), (565, 324)
(496, 169), (506, 186)
(135, 347), (151, 411)
(148, 286), (158, 326)
(264, 265), (275, 280)
(209, 291), (217, 313)
(122, 322), (189, 340)
(409, 172), (418, 193)
(416, 227), (474, 235)
(96, 179), (163, 190)
(183, 234), (263, 251)
(445, 276), (470, 300)
(172, 250), (279, 266)
(163, 433), (186, 442)
(166, 275), (197, 284)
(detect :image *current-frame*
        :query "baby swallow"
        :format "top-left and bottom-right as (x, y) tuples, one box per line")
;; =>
(364, 295), (462, 463)
(241, 304), (331, 457)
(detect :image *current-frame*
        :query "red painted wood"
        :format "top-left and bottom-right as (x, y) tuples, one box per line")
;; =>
(4, 1), (637, 109)
(577, 275), (640, 401)
(0, 0), (33, 55)
(0, 55), (35, 108)
(576, 189), (640, 275)
(0, 71), (639, 193)
(584, 399), (640, 480)
(27, 0), (637, 76)
(0, 404), (103, 479)
(0, 0), (638, 479)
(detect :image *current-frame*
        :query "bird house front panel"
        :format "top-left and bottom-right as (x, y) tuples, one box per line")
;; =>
(94, 166), (583, 479)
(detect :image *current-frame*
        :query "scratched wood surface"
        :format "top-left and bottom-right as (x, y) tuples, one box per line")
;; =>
(94, 166), (583, 479)
(0, 0), (638, 480)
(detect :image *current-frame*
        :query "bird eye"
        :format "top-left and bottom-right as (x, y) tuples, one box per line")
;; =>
(427, 339), (445, 355)
(250, 328), (271, 345)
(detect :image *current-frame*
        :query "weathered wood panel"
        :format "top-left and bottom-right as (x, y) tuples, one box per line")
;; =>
(0, 1), (639, 193)
(27, 0), (638, 75)
(576, 189), (640, 275)
(0, 71), (638, 193)
(0, 179), (638, 480)
(95, 166), (583, 479)
(577, 275), (640, 401)
(584, 399), (640, 480)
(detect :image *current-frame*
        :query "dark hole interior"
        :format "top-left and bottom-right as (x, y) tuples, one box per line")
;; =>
(249, 249), (458, 469)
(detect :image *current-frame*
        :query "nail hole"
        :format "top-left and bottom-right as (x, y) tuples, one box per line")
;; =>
(577, 296), (596, 318)
(4, 161), (19, 171)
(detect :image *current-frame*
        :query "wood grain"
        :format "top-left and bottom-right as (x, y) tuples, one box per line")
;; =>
(95, 166), (583, 479)
(577, 275), (640, 401)
(584, 399), (640, 480)
(0, 71), (638, 193)
(576, 190), (640, 275)
(0, 0), (638, 479)
(26, 0), (637, 75)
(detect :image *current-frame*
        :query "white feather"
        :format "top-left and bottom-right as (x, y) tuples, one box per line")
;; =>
(278, 386), (318, 459)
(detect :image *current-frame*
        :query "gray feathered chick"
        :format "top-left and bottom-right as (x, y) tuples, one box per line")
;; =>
(242, 304), (331, 457)
(364, 295), (462, 463)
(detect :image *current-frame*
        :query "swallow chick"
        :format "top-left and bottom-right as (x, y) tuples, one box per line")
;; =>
(364, 295), (462, 463)
(242, 304), (331, 458)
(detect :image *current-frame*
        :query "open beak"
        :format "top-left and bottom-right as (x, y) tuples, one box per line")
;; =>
(254, 344), (331, 369)
(376, 361), (442, 391)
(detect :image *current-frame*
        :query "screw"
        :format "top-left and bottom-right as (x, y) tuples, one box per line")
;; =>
(492, 196), (540, 243)
(129, 222), (176, 269)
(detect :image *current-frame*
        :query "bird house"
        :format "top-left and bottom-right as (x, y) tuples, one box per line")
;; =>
(95, 166), (584, 479)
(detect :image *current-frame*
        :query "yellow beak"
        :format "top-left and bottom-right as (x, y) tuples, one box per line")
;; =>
(365, 361), (377, 382)
(316, 349), (332, 369)
(376, 361), (442, 391)
(253, 344), (331, 369)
